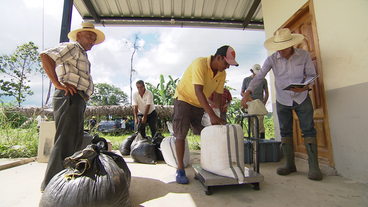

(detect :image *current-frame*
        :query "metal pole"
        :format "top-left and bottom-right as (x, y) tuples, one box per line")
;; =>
(252, 115), (260, 173)
(59, 0), (73, 43)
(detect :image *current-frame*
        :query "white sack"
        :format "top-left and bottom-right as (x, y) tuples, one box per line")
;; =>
(160, 136), (190, 168)
(201, 108), (221, 127)
(201, 124), (245, 184)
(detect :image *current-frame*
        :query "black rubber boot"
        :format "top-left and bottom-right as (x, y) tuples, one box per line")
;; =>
(304, 137), (323, 181)
(277, 137), (297, 175)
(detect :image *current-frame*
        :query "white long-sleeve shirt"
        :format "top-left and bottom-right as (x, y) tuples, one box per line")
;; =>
(247, 48), (317, 106)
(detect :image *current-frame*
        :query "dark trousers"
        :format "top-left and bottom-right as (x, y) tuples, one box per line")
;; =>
(138, 110), (158, 137)
(41, 89), (86, 190)
(276, 95), (317, 138)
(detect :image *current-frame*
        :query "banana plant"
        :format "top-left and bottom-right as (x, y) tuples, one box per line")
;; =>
(146, 74), (179, 105)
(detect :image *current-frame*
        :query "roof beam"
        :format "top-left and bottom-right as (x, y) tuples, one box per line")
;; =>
(82, 16), (264, 29)
(242, 0), (261, 29)
(82, 0), (101, 23)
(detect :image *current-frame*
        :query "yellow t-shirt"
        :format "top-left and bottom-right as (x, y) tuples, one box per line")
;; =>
(174, 56), (226, 108)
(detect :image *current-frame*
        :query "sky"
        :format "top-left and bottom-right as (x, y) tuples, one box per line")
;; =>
(0, 0), (272, 110)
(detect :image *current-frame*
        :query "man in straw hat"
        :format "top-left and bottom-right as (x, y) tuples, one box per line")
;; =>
(173, 45), (238, 184)
(241, 63), (269, 138)
(39, 22), (105, 191)
(241, 28), (322, 180)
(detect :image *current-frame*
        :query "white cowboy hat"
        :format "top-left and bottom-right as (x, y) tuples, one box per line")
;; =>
(250, 64), (261, 74)
(264, 28), (304, 51)
(68, 22), (105, 44)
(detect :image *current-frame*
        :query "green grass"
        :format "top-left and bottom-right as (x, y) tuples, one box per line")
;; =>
(0, 123), (39, 158)
(0, 112), (274, 158)
(97, 130), (201, 151)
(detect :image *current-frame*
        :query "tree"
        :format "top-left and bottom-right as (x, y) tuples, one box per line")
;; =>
(88, 83), (129, 106)
(126, 33), (142, 104)
(0, 42), (41, 107)
(146, 74), (179, 105)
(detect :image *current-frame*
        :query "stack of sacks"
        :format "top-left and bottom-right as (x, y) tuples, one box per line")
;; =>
(201, 124), (245, 184)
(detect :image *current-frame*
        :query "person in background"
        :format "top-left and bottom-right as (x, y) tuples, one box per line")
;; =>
(207, 87), (232, 121)
(121, 117), (126, 131)
(89, 116), (97, 130)
(133, 80), (157, 138)
(241, 64), (269, 138)
(39, 22), (105, 191)
(130, 117), (135, 131)
(241, 28), (322, 181)
(173, 45), (239, 184)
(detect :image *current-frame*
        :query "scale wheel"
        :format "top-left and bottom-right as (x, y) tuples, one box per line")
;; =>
(252, 183), (260, 190)
(205, 190), (212, 195)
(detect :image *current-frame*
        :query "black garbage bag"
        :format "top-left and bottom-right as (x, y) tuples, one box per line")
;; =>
(136, 117), (146, 138)
(39, 135), (132, 207)
(152, 133), (165, 161)
(130, 133), (157, 164)
(119, 132), (138, 155)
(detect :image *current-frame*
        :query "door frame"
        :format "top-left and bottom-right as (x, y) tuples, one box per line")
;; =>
(278, 0), (334, 167)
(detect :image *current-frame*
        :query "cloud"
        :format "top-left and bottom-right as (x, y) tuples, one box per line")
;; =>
(1, 0), (271, 111)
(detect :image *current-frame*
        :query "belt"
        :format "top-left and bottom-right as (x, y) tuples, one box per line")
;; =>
(77, 90), (89, 101)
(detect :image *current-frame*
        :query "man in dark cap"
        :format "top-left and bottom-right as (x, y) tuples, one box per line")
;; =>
(172, 45), (239, 184)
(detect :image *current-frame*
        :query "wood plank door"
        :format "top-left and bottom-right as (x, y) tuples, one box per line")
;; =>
(280, 1), (334, 166)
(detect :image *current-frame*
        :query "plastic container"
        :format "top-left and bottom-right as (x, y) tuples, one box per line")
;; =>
(244, 139), (281, 163)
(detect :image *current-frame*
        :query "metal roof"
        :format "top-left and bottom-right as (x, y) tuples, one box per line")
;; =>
(73, 0), (263, 30)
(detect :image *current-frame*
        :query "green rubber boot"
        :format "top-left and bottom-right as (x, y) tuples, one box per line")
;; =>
(304, 137), (323, 181)
(277, 137), (297, 175)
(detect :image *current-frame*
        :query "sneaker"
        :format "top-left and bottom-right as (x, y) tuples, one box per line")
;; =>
(175, 169), (189, 184)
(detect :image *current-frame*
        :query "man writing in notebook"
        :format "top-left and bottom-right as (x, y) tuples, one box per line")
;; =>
(241, 28), (323, 181)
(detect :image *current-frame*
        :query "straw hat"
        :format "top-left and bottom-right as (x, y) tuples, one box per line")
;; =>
(68, 22), (105, 44)
(264, 28), (304, 51)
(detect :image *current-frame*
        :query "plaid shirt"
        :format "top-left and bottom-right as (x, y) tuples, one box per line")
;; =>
(41, 42), (94, 97)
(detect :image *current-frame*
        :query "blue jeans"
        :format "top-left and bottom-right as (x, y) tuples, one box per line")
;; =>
(276, 95), (316, 138)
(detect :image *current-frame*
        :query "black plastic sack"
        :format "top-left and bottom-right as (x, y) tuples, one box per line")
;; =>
(152, 133), (165, 161)
(136, 117), (146, 138)
(130, 133), (157, 164)
(119, 132), (138, 155)
(39, 135), (132, 207)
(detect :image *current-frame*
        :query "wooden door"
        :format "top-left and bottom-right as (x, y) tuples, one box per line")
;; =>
(280, 1), (334, 166)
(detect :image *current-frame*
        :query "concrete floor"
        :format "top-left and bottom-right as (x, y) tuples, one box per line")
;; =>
(0, 151), (367, 207)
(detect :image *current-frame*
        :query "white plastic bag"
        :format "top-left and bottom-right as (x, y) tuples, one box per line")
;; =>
(246, 99), (268, 115)
(201, 108), (221, 127)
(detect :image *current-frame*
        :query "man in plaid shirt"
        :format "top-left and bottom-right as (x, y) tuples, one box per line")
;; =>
(39, 23), (105, 191)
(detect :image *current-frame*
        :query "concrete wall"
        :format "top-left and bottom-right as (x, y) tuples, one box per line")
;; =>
(313, 0), (368, 183)
(261, 0), (368, 183)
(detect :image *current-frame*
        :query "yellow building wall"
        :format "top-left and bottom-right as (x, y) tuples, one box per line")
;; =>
(261, 0), (368, 183)
(313, 0), (368, 90)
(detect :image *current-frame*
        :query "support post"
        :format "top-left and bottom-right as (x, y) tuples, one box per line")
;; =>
(60, 0), (73, 43)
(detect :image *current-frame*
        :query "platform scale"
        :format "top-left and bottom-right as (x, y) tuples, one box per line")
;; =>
(193, 115), (264, 195)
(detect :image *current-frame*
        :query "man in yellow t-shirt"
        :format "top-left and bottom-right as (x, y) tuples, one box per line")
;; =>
(173, 45), (239, 184)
